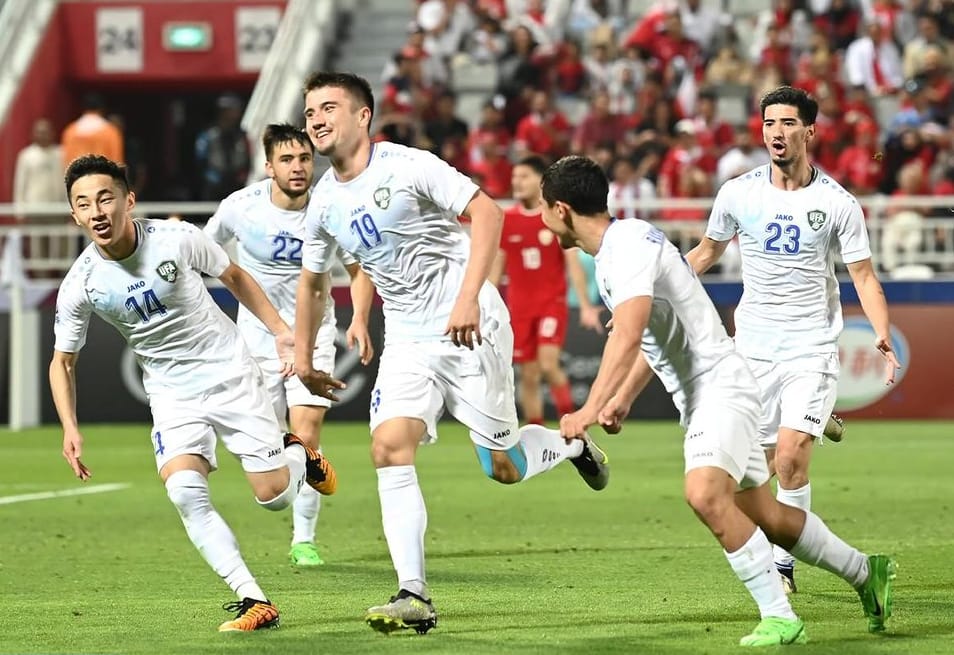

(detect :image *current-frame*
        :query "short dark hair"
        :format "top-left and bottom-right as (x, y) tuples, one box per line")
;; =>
(759, 86), (818, 126)
(303, 71), (375, 123)
(515, 155), (548, 177)
(64, 154), (130, 199)
(262, 123), (314, 160)
(541, 156), (608, 216)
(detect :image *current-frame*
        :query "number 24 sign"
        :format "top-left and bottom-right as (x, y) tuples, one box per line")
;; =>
(96, 8), (144, 73)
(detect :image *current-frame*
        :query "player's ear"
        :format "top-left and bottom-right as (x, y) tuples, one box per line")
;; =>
(265, 159), (275, 179)
(358, 106), (372, 130)
(126, 190), (136, 213)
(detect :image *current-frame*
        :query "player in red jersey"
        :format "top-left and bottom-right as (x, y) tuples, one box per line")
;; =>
(491, 156), (604, 424)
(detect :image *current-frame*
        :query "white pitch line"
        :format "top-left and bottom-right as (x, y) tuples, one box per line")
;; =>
(0, 482), (131, 506)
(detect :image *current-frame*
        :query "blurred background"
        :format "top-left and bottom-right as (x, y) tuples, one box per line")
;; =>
(0, 0), (952, 430)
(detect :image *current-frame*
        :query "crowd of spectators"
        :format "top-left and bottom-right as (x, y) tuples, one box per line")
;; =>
(372, 0), (954, 268)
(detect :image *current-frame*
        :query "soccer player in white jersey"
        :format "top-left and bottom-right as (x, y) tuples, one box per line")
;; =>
(292, 71), (610, 634)
(686, 86), (900, 593)
(205, 123), (375, 567)
(50, 155), (341, 632)
(540, 155), (896, 646)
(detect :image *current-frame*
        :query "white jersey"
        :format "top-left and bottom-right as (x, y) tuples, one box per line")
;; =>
(595, 219), (736, 416)
(54, 219), (256, 400)
(204, 179), (355, 359)
(706, 165), (871, 363)
(303, 142), (480, 345)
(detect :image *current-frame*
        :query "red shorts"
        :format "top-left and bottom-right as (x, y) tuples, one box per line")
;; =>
(510, 303), (568, 364)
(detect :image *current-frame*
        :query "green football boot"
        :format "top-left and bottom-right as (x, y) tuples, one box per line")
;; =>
(289, 542), (325, 567)
(858, 554), (897, 633)
(739, 617), (807, 646)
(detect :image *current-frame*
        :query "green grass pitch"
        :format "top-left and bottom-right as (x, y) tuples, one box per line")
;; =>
(1, 420), (952, 654)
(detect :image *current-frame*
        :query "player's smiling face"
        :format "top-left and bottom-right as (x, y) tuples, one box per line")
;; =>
(69, 174), (136, 256)
(304, 85), (370, 158)
(266, 140), (314, 199)
(762, 104), (814, 168)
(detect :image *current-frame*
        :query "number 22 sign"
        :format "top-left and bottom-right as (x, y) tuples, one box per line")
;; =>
(96, 8), (144, 73)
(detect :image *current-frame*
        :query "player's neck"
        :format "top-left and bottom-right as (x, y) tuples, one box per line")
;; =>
(769, 160), (815, 191)
(270, 182), (308, 211)
(576, 213), (613, 256)
(518, 199), (541, 213)
(331, 139), (373, 183)
(98, 219), (138, 260)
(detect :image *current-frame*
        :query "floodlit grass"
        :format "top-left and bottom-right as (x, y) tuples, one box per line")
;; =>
(1, 421), (951, 654)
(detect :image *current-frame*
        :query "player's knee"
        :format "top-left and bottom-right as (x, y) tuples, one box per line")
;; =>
(773, 451), (809, 487)
(256, 478), (298, 511)
(165, 469), (209, 518)
(685, 485), (731, 526)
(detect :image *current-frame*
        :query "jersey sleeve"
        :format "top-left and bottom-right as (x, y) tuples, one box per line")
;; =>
(407, 148), (479, 215)
(53, 269), (93, 353)
(302, 201), (338, 274)
(336, 245), (357, 268)
(605, 225), (661, 307)
(705, 183), (740, 242)
(180, 222), (231, 277)
(203, 197), (237, 245)
(835, 198), (871, 264)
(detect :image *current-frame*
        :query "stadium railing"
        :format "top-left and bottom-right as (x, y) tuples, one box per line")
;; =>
(1, 197), (953, 430)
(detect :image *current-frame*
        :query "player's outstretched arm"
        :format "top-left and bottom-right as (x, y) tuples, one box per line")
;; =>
(846, 258), (901, 384)
(685, 237), (731, 276)
(49, 350), (91, 481)
(345, 263), (375, 365)
(560, 296), (651, 440)
(218, 262), (294, 373)
(448, 191), (504, 348)
(564, 249), (604, 333)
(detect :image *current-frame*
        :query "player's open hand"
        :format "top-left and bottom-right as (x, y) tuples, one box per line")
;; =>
(579, 304), (605, 334)
(62, 429), (91, 481)
(346, 318), (375, 365)
(296, 365), (347, 402)
(445, 297), (482, 349)
(560, 408), (596, 442)
(275, 329), (296, 378)
(875, 335), (901, 385)
(597, 395), (630, 435)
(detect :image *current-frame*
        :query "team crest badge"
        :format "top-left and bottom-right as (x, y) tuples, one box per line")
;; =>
(373, 186), (391, 210)
(156, 260), (178, 283)
(538, 229), (554, 246)
(807, 209), (827, 231)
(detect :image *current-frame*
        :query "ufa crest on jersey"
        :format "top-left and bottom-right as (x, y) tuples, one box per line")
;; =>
(807, 209), (827, 231)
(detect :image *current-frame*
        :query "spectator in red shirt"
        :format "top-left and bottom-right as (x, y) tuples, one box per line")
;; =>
(692, 88), (735, 159)
(571, 90), (628, 155)
(552, 41), (587, 96)
(658, 118), (713, 221)
(760, 22), (794, 81)
(834, 119), (884, 195)
(467, 96), (512, 171)
(490, 155), (603, 425)
(469, 134), (513, 198)
(513, 89), (572, 161)
(814, 0), (862, 52)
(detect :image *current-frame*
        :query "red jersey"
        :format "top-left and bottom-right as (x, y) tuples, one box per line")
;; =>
(499, 205), (566, 312)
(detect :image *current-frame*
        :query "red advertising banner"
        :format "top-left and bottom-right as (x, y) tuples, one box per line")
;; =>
(837, 306), (954, 418)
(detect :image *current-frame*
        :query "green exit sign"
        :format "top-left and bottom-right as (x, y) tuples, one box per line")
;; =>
(163, 22), (213, 51)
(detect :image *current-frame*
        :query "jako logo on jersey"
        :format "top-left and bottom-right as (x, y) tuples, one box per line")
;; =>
(803, 415), (821, 425)
(835, 317), (909, 412)
(267, 448), (281, 458)
(156, 260), (178, 283)
(127, 280), (145, 292)
(493, 429), (511, 440)
(774, 214), (794, 221)
(373, 186), (392, 210)
(807, 209), (827, 231)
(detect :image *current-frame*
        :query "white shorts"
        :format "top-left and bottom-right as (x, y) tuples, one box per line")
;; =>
(683, 354), (770, 489)
(745, 354), (839, 447)
(369, 313), (519, 451)
(259, 322), (338, 428)
(149, 363), (286, 474)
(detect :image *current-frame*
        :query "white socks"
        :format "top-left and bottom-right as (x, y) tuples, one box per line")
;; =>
(725, 528), (797, 620)
(774, 483), (811, 567)
(790, 511), (869, 589)
(165, 469), (267, 602)
(292, 485), (321, 544)
(518, 424), (585, 480)
(283, 441), (308, 493)
(377, 465), (428, 598)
